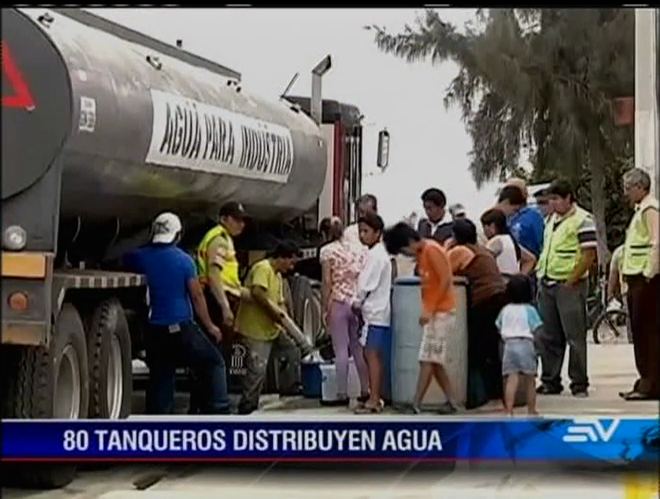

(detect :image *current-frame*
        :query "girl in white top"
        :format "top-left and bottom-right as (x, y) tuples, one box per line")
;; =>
(351, 213), (392, 414)
(480, 208), (537, 276)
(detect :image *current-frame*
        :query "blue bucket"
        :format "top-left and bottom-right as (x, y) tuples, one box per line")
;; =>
(301, 357), (326, 398)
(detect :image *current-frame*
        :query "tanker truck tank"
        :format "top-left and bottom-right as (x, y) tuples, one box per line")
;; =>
(3, 7), (327, 237)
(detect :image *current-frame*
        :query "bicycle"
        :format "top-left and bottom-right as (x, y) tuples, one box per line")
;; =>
(587, 273), (630, 345)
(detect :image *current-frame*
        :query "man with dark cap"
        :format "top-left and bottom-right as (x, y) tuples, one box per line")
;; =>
(191, 202), (246, 410)
(197, 202), (247, 330)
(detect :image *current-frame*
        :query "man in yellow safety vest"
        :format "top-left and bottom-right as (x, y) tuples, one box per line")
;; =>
(535, 179), (597, 398)
(619, 168), (659, 401)
(196, 201), (246, 335)
(189, 202), (246, 413)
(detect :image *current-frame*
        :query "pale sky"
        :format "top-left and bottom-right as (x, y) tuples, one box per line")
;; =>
(90, 7), (504, 224)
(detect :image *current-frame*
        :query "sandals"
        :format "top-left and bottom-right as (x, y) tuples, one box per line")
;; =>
(357, 394), (370, 404)
(354, 399), (384, 414)
(619, 390), (656, 401)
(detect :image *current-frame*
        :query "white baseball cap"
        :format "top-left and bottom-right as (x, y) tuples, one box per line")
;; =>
(151, 212), (182, 244)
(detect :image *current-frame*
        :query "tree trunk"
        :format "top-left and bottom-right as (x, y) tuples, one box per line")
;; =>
(588, 139), (610, 272)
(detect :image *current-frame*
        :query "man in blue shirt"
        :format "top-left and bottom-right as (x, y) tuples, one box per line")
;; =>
(124, 212), (230, 415)
(498, 185), (545, 258)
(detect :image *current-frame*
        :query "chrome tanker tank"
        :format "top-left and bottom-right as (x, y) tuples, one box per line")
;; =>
(2, 8), (327, 228)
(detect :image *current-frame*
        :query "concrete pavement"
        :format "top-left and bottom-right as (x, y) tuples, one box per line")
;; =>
(3, 343), (657, 499)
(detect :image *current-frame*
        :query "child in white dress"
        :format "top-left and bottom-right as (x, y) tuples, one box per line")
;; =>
(496, 275), (542, 415)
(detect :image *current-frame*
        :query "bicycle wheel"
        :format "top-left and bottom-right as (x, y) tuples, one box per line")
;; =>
(592, 310), (629, 344)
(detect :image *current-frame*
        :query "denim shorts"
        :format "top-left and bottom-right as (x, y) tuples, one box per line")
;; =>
(365, 324), (391, 353)
(502, 338), (537, 376)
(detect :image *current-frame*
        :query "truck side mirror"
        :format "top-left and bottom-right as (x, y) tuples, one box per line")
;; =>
(377, 129), (390, 171)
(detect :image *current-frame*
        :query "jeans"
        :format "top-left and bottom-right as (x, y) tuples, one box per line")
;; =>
(189, 291), (241, 413)
(537, 280), (589, 392)
(145, 321), (230, 415)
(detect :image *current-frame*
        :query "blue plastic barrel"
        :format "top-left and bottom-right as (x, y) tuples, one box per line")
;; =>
(391, 276), (469, 409)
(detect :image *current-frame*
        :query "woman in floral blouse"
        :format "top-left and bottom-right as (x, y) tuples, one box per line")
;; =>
(320, 217), (369, 405)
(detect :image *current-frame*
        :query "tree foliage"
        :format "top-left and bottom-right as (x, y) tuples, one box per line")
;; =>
(369, 8), (635, 260)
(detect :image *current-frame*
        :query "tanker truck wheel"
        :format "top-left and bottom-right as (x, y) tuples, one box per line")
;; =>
(4, 304), (89, 489)
(86, 298), (132, 419)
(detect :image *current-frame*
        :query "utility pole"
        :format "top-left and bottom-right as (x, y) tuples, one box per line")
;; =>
(634, 8), (659, 200)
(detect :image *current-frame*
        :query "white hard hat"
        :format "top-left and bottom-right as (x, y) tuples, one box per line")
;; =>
(151, 212), (182, 244)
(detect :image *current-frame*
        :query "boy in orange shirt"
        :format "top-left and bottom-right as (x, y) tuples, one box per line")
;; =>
(383, 222), (463, 414)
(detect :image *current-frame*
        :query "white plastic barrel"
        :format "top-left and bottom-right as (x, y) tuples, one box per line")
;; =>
(391, 276), (469, 408)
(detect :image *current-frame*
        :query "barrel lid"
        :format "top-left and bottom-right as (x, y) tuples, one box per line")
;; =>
(301, 352), (329, 365)
(394, 276), (421, 286)
(394, 276), (469, 286)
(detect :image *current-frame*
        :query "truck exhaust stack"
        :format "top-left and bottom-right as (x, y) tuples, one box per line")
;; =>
(311, 55), (332, 126)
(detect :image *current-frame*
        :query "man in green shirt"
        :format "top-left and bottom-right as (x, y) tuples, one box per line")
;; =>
(536, 179), (597, 398)
(235, 241), (299, 414)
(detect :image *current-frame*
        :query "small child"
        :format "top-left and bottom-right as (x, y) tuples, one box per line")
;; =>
(495, 275), (542, 416)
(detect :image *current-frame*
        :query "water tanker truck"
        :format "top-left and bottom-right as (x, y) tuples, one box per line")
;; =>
(1, 7), (388, 486)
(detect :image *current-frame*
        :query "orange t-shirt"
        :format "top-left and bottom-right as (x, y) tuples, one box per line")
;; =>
(417, 239), (456, 315)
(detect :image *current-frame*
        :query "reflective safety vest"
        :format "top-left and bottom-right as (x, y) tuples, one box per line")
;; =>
(196, 224), (241, 295)
(536, 206), (590, 281)
(622, 194), (659, 277)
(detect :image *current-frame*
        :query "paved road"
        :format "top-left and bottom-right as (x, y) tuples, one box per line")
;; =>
(3, 344), (657, 499)
(3, 462), (657, 499)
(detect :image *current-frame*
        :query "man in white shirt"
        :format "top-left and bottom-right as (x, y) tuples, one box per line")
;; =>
(352, 212), (392, 413)
(345, 194), (398, 281)
(418, 188), (454, 244)
(344, 194), (378, 250)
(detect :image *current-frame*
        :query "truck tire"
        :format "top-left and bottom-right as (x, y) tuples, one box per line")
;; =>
(87, 298), (132, 419)
(4, 304), (89, 489)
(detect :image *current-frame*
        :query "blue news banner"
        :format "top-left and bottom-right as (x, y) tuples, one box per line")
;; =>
(1, 418), (658, 462)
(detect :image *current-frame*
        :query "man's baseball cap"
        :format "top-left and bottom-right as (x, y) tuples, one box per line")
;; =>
(449, 203), (467, 217)
(219, 202), (247, 219)
(151, 212), (182, 244)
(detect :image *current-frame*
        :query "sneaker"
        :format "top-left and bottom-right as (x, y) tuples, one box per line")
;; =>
(536, 384), (563, 395)
(571, 389), (589, 398)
